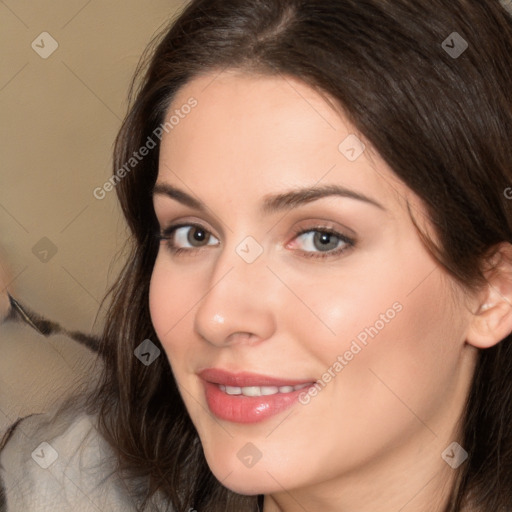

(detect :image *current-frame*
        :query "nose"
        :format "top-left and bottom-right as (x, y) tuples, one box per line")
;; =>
(193, 242), (277, 347)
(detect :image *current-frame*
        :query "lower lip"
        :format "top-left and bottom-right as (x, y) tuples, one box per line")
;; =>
(203, 381), (311, 424)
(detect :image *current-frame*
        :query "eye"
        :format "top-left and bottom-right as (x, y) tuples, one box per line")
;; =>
(155, 222), (355, 259)
(290, 227), (355, 259)
(156, 223), (219, 254)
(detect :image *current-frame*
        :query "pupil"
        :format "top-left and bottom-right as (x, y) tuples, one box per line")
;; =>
(189, 227), (207, 246)
(193, 228), (205, 241)
(314, 232), (338, 251)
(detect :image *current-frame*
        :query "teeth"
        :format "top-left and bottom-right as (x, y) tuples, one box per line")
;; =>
(242, 386), (264, 397)
(260, 386), (279, 395)
(218, 383), (311, 396)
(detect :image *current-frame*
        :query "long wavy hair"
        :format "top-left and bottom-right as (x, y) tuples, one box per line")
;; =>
(83, 1), (512, 510)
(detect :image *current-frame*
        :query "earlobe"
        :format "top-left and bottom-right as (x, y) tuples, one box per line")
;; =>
(466, 242), (512, 349)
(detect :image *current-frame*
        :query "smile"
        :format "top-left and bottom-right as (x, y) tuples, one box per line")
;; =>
(198, 368), (315, 423)
(219, 383), (310, 396)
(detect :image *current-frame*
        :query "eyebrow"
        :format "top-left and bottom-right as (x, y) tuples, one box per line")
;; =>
(152, 182), (386, 214)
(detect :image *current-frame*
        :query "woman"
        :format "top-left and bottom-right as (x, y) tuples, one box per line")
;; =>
(2, 0), (512, 511)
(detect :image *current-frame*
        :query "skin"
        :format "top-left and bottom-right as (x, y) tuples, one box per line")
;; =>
(149, 70), (512, 512)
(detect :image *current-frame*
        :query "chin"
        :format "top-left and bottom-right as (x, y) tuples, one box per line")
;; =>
(202, 448), (295, 496)
(212, 470), (279, 496)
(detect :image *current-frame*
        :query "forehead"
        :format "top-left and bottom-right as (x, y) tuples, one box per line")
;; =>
(158, 70), (413, 216)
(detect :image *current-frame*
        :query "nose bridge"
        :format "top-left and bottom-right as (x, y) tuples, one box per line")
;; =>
(193, 235), (277, 346)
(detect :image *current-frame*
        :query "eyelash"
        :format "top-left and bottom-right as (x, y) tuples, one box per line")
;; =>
(154, 222), (356, 260)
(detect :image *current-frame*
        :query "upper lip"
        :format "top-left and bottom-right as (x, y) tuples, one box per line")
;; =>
(198, 368), (314, 388)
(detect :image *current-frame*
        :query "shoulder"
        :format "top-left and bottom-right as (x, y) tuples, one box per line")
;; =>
(0, 405), (171, 511)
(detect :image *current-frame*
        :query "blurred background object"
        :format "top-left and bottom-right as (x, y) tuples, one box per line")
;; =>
(500, 0), (512, 14)
(0, 0), (187, 434)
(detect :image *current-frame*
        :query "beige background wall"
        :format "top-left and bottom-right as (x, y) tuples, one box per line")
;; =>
(0, 0), (186, 431)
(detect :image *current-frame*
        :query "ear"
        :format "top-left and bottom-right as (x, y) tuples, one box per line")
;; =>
(466, 242), (512, 349)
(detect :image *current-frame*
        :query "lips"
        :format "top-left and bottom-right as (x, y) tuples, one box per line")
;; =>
(198, 368), (315, 424)
(198, 368), (314, 387)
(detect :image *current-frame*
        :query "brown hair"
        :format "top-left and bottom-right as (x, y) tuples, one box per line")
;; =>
(85, 1), (512, 510)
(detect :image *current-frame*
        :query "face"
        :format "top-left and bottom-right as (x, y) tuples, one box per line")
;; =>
(149, 70), (477, 499)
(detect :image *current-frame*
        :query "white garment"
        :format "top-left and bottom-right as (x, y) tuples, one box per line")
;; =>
(0, 407), (171, 511)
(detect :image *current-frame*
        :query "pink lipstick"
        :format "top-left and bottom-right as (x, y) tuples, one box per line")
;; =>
(198, 368), (314, 423)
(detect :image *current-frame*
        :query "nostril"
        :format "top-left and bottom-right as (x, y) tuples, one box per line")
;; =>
(225, 331), (259, 345)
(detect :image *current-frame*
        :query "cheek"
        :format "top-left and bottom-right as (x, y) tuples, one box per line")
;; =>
(276, 261), (403, 369)
(148, 259), (170, 339)
(331, 272), (463, 427)
(148, 255), (195, 353)
(297, 256), (463, 418)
